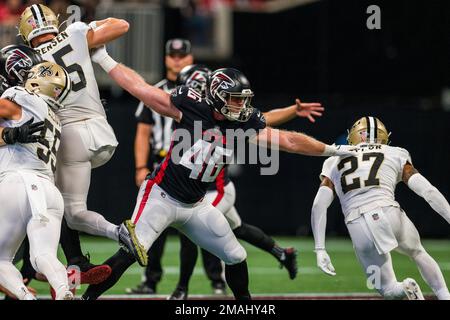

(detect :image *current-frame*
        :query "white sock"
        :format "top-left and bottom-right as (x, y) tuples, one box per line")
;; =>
(435, 288), (450, 300)
(68, 210), (118, 241)
(414, 251), (449, 299)
(0, 262), (33, 300)
(34, 254), (69, 295)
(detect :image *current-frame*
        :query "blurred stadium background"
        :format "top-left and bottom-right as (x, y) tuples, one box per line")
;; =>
(1, 0), (449, 298)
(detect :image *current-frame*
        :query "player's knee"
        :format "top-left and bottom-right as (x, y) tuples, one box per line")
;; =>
(63, 199), (87, 228)
(30, 252), (57, 273)
(223, 243), (247, 265)
(409, 247), (427, 260)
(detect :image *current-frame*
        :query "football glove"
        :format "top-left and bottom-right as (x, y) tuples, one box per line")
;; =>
(2, 117), (44, 144)
(315, 249), (336, 276)
(323, 144), (358, 157)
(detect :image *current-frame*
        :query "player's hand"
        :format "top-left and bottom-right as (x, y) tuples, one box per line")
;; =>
(295, 99), (324, 123)
(135, 167), (150, 187)
(326, 144), (358, 157)
(1, 117), (45, 144)
(315, 249), (336, 276)
(90, 45), (110, 64)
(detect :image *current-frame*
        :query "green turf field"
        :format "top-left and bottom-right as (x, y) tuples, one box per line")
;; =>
(12, 236), (450, 298)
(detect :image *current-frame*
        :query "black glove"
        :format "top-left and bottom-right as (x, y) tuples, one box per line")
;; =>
(2, 118), (45, 144)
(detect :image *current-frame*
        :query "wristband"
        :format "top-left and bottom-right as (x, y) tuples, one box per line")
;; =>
(322, 144), (336, 157)
(88, 21), (98, 30)
(98, 55), (118, 73)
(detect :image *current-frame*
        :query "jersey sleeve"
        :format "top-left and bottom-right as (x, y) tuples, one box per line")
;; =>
(170, 86), (201, 112)
(66, 21), (90, 37)
(320, 157), (336, 181)
(135, 101), (155, 125)
(1, 87), (47, 123)
(245, 108), (267, 131)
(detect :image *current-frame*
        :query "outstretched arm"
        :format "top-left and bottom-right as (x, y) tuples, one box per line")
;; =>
(403, 163), (450, 224)
(87, 18), (129, 49)
(254, 127), (356, 157)
(109, 64), (182, 121)
(263, 99), (323, 127)
(311, 177), (336, 276)
(91, 47), (182, 121)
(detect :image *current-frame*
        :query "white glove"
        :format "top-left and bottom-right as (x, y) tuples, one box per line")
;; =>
(315, 249), (336, 276)
(323, 144), (358, 157)
(90, 45), (118, 73)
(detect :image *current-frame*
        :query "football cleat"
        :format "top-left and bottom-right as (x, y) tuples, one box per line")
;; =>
(212, 281), (227, 296)
(118, 220), (148, 267)
(168, 286), (188, 300)
(50, 286), (76, 300)
(279, 247), (298, 280)
(125, 282), (156, 295)
(67, 254), (112, 285)
(402, 278), (425, 300)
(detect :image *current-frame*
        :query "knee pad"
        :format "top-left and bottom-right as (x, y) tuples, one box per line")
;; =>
(223, 243), (247, 265)
(62, 196), (87, 229)
(206, 210), (229, 238)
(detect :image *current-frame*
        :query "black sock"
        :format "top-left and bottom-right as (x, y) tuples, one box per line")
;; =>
(270, 245), (285, 261)
(177, 234), (198, 289)
(225, 260), (251, 300)
(60, 218), (84, 263)
(201, 249), (224, 284)
(233, 223), (275, 252)
(82, 248), (135, 300)
(145, 229), (169, 287)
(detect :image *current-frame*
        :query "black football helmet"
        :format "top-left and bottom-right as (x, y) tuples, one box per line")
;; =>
(0, 44), (43, 92)
(206, 68), (254, 122)
(176, 64), (211, 95)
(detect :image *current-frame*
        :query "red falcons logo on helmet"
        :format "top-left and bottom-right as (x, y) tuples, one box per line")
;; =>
(187, 71), (208, 85)
(5, 49), (33, 79)
(186, 71), (208, 91)
(210, 72), (235, 98)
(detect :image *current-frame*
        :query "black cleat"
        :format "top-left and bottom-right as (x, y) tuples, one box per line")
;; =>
(125, 282), (156, 295)
(279, 248), (298, 280)
(168, 286), (188, 300)
(118, 220), (148, 267)
(67, 254), (112, 285)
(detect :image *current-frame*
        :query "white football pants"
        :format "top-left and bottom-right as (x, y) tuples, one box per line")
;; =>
(131, 181), (247, 265)
(0, 172), (69, 300)
(55, 120), (118, 241)
(347, 206), (450, 300)
(204, 181), (242, 230)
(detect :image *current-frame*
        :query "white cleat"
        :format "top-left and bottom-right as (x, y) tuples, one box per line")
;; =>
(402, 278), (425, 300)
(55, 289), (74, 300)
(62, 291), (74, 300)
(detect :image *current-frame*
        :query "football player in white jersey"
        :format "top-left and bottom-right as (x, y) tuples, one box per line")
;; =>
(311, 116), (450, 300)
(0, 61), (73, 300)
(17, 4), (139, 276)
